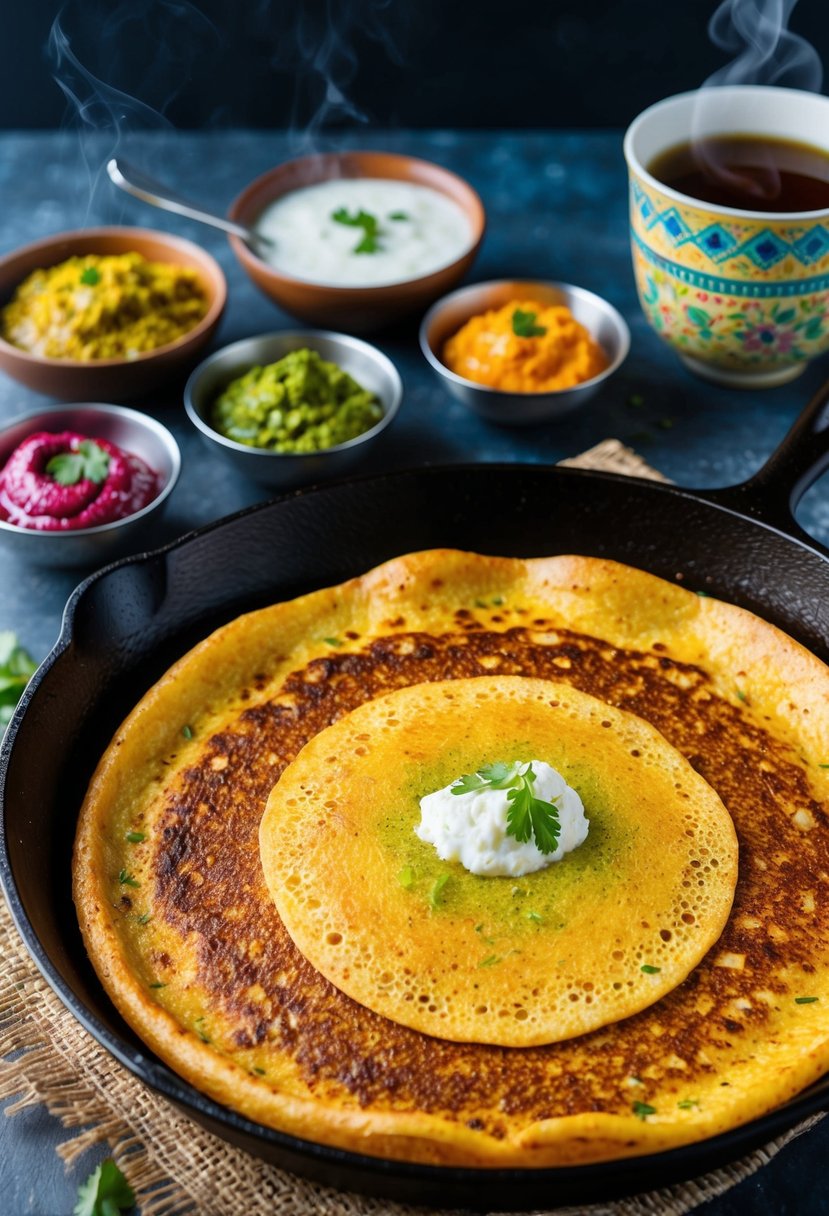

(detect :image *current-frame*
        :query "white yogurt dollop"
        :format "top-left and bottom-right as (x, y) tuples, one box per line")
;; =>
(416, 761), (589, 878)
(254, 178), (473, 287)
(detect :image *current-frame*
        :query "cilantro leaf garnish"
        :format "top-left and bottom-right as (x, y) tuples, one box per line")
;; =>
(354, 232), (380, 254)
(73, 1158), (134, 1216)
(451, 761), (562, 854)
(641, 964), (661, 974)
(795, 995), (819, 1004)
(677, 1098), (699, 1109)
(632, 1101), (656, 1120)
(79, 266), (101, 287)
(0, 631), (37, 728)
(125, 831), (146, 843)
(512, 308), (547, 338)
(331, 207), (383, 254)
(118, 869), (139, 888)
(46, 440), (110, 487)
(388, 211), (409, 221)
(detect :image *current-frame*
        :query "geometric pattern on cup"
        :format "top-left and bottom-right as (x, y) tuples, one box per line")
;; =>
(631, 179), (829, 271)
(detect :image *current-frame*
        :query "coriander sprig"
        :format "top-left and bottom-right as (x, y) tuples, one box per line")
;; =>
(74, 1158), (134, 1216)
(451, 761), (562, 854)
(331, 207), (382, 254)
(46, 440), (110, 487)
(512, 308), (547, 338)
(0, 631), (37, 728)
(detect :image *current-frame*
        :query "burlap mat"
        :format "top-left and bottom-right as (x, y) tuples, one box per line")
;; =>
(1, 440), (823, 1215)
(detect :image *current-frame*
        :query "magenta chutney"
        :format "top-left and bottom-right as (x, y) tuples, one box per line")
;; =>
(0, 431), (160, 531)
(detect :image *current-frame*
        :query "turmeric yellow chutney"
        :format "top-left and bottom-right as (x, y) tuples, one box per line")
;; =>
(0, 253), (209, 361)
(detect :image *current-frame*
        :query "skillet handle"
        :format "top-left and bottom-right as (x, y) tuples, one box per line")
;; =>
(697, 374), (829, 541)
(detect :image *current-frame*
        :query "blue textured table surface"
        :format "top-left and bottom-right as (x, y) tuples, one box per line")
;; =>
(1, 129), (829, 1216)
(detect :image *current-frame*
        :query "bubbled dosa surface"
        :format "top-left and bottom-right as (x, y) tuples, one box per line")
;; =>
(260, 677), (738, 1046)
(73, 550), (829, 1167)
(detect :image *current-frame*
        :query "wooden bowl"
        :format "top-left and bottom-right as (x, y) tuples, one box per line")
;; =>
(227, 151), (485, 333)
(0, 227), (227, 401)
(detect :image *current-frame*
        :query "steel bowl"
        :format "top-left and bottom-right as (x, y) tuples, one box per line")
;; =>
(419, 280), (630, 426)
(0, 403), (181, 567)
(0, 228), (227, 401)
(184, 330), (403, 489)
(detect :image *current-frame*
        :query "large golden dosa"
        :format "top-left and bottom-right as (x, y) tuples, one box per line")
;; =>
(261, 677), (738, 1046)
(73, 550), (829, 1167)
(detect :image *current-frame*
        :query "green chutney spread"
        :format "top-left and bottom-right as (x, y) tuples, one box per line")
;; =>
(210, 348), (383, 453)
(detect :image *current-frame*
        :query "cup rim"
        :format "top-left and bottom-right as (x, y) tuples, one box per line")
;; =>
(623, 84), (829, 222)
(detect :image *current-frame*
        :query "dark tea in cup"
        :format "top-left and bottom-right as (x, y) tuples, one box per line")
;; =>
(624, 86), (829, 386)
(648, 134), (829, 213)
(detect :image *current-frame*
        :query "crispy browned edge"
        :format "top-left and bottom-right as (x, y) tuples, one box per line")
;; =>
(72, 551), (829, 1166)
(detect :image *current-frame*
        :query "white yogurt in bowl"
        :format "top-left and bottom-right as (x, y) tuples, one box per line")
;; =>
(254, 178), (474, 288)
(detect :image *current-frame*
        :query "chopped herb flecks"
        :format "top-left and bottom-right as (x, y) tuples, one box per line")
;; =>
(398, 865), (415, 890)
(478, 954), (501, 968)
(428, 874), (450, 909)
(677, 1099), (699, 1110)
(125, 830), (146, 843)
(632, 1101), (656, 1120)
(118, 869), (139, 888)
(795, 996), (820, 1004)
(640, 964), (661, 974)
(182, 724), (194, 739)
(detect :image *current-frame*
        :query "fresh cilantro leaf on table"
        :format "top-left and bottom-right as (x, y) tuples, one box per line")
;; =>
(451, 761), (561, 854)
(46, 440), (110, 487)
(0, 631), (37, 727)
(511, 308), (547, 338)
(74, 1158), (135, 1216)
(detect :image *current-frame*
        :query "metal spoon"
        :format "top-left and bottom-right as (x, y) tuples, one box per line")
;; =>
(106, 158), (273, 248)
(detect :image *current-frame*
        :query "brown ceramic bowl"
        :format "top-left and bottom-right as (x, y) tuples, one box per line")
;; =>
(227, 151), (485, 333)
(0, 227), (227, 401)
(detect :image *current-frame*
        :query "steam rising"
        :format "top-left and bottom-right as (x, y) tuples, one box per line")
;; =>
(693, 0), (824, 204)
(47, 0), (409, 221)
(48, 0), (220, 219)
(706, 0), (822, 91)
(265, 0), (407, 151)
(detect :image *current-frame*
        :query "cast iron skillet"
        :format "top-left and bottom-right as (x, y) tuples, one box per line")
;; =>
(3, 379), (829, 1210)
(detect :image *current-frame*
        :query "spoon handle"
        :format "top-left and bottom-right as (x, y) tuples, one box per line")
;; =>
(107, 158), (268, 245)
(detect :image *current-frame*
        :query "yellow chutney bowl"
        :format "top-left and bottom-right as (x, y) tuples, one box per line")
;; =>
(624, 86), (829, 388)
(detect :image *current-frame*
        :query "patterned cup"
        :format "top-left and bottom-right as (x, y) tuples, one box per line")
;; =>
(624, 86), (829, 387)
